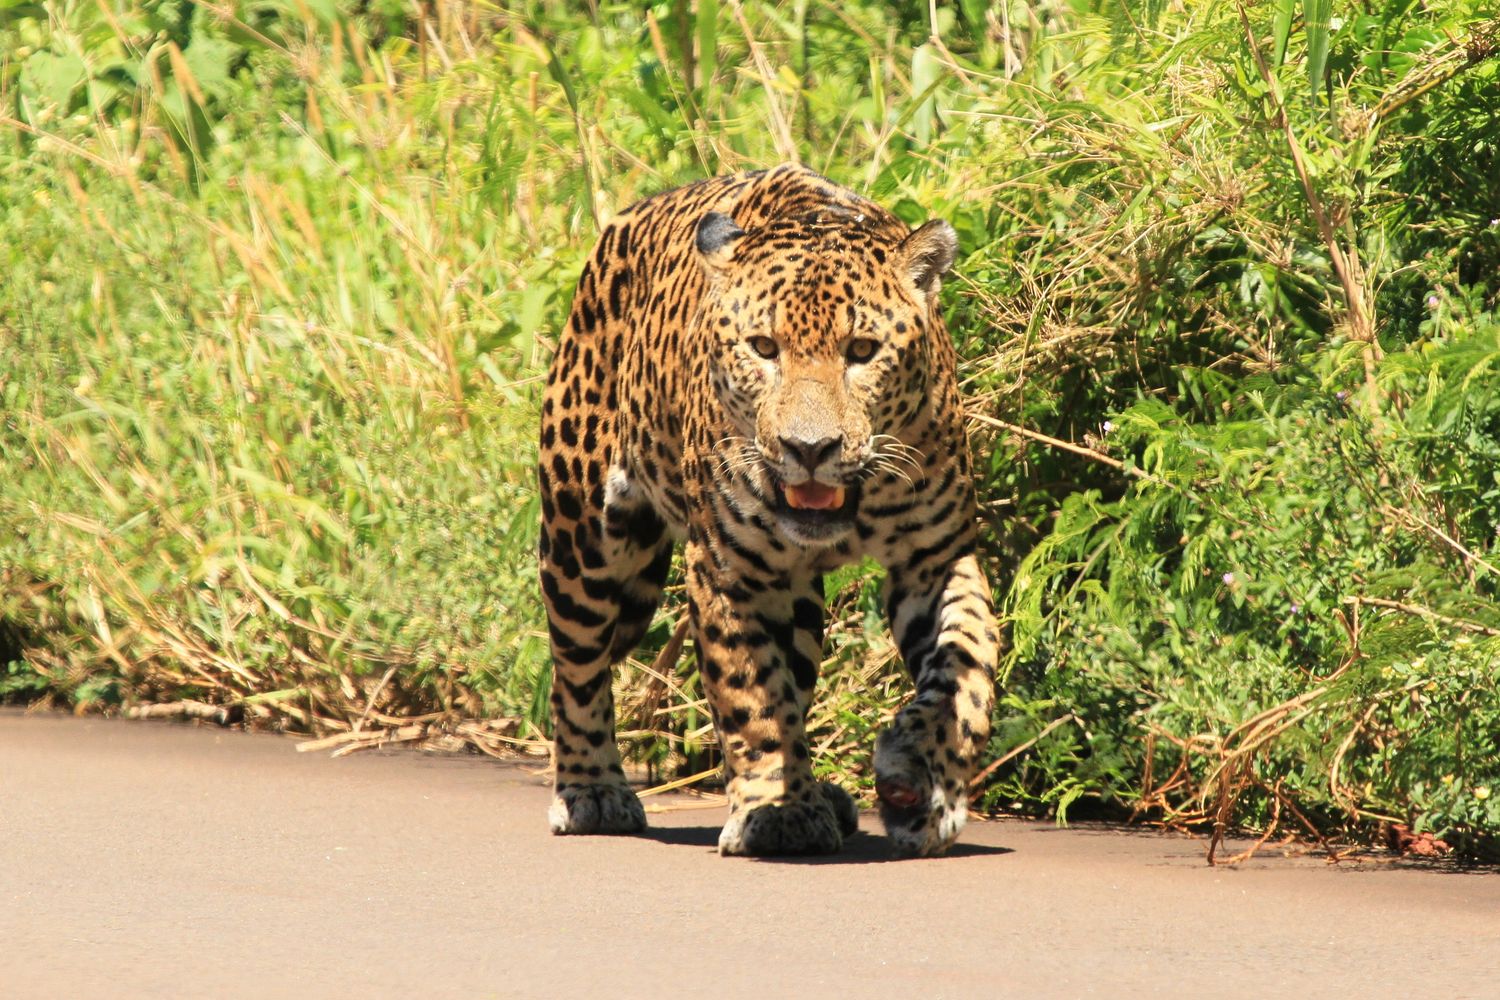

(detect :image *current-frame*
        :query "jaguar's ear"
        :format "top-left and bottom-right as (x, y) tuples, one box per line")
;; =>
(696, 211), (745, 272)
(899, 219), (958, 298)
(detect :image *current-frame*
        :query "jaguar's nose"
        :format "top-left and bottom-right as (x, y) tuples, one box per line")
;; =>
(780, 435), (841, 475)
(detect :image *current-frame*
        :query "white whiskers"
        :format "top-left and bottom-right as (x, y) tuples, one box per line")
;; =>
(714, 435), (766, 480)
(865, 434), (925, 493)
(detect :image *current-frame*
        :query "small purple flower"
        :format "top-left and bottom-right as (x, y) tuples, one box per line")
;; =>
(1335, 390), (1348, 402)
(1221, 572), (1235, 586)
(1290, 602), (1301, 615)
(1427, 294), (1440, 309)
(1102, 420), (1114, 434)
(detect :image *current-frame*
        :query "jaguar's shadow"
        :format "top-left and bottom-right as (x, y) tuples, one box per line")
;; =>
(639, 825), (1014, 865)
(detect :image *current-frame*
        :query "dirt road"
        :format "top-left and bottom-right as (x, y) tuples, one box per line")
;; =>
(3, 710), (1497, 999)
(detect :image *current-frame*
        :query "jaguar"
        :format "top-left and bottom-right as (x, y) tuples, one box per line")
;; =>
(537, 163), (997, 856)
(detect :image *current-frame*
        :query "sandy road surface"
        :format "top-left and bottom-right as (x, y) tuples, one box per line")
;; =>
(2, 709), (1498, 999)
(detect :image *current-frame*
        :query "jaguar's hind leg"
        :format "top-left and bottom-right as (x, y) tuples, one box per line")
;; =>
(539, 463), (672, 836)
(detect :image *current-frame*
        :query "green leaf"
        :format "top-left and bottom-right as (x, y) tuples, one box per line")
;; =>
(0, 3), (46, 28)
(696, 0), (718, 94)
(182, 33), (244, 101)
(1304, 0), (1332, 93)
(911, 42), (940, 146)
(22, 50), (87, 112)
(1272, 0), (1296, 66)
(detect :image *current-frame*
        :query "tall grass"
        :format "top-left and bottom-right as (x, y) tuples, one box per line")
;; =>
(3, 0), (1498, 857)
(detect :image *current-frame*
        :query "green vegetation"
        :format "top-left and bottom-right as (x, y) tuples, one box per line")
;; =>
(3, 0), (1498, 859)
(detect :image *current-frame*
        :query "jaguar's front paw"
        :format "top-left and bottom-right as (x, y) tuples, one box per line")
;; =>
(873, 725), (968, 856)
(548, 782), (647, 835)
(718, 798), (844, 856)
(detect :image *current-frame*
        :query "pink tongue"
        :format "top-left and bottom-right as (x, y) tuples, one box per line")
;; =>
(784, 482), (844, 510)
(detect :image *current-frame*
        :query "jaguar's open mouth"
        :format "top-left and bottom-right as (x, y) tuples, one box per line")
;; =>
(770, 478), (861, 532)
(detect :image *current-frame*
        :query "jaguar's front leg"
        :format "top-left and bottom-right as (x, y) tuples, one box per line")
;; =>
(877, 549), (998, 856)
(685, 545), (849, 856)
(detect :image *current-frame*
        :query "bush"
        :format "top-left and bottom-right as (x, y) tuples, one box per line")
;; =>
(3, 0), (1498, 857)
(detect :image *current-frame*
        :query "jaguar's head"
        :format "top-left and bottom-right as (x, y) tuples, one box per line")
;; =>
(695, 208), (957, 545)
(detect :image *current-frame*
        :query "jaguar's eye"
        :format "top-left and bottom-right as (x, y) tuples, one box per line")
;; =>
(748, 336), (779, 360)
(846, 338), (880, 363)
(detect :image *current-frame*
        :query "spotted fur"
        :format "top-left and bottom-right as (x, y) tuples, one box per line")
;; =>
(538, 164), (997, 856)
